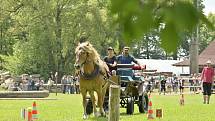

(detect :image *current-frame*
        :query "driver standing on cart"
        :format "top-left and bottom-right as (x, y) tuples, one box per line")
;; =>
(117, 46), (142, 66)
(116, 46), (144, 87)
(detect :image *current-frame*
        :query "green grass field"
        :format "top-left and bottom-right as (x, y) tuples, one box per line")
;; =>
(0, 93), (215, 121)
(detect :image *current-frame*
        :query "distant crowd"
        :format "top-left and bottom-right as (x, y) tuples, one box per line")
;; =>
(1, 74), (80, 94)
(146, 74), (202, 95)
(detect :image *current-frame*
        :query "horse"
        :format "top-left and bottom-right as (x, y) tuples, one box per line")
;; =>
(74, 41), (110, 119)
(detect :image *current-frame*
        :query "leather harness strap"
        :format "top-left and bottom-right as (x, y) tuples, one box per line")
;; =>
(80, 63), (100, 80)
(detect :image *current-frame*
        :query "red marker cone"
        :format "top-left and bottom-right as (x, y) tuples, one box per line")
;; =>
(147, 94), (154, 120)
(27, 107), (32, 121)
(32, 101), (38, 120)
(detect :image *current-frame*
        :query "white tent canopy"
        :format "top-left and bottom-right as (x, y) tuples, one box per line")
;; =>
(137, 59), (190, 76)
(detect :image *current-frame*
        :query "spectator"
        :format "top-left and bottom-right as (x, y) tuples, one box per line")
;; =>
(31, 80), (35, 90)
(150, 77), (155, 92)
(74, 76), (80, 94)
(189, 74), (194, 92)
(35, 80), (40, 91)
(22, 78), (28, 91)
(201, 60), (214, 104)
(47, 78), (54, 92)
(193, 73), (199, 93)
(173, 77), (179, 93)
(160, 77), (166, 95)
(179, 78), (185, 94)
(66, 76), (71, 94)
(35, 79), (43, 91)
(61, 75), (67, 94)
(70, 76), (75, 94)
(27, 78), (32, 91)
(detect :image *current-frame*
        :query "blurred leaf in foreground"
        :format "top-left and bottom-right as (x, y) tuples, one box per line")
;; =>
(110, 0), (214, 53)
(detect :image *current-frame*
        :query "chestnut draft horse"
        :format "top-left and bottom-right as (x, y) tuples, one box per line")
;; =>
(74, 42), (110, 119)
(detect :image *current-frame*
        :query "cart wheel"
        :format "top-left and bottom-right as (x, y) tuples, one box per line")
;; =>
(126, 97), (134, 114)
(138, 94), (148, 113)
(120, 98), (126, 108)
(86, 99), (93, 115)
(103, 101), (109, 113)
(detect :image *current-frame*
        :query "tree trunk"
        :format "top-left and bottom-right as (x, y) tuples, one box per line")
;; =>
(190, 0), (199, 74)
(146, 37), (150, 59)
(55, 4), (63, 83)
(172, 51), (177, 60)
(0, 26), (3, 70)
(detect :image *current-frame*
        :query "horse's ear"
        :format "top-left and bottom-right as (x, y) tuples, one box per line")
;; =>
(86, 41), (90, 46)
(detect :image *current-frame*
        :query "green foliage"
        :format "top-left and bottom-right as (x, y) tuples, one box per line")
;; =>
(0, 0), (117, 80)
(110, 0), (214, 53)
(199, 13), (215, 53)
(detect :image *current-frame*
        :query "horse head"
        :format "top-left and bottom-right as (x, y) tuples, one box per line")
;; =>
(74, 42), (99, 70)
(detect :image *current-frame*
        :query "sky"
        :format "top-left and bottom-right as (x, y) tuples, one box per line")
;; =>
(203, 0), (215, 15)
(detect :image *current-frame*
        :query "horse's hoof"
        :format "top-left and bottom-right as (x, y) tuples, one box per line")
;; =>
(94, 112), (101, 117)
(83, 114), (88, 120)
(104, 111), (108, 117)
(101, 112), (106, 117)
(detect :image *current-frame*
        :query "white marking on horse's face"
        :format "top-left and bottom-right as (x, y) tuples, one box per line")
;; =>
(75, 48), (88, 67)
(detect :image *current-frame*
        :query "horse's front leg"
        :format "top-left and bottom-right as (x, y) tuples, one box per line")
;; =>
(89, 91), (99, 117)
(97, 89), (105, 116)
(81, 89), (88, 119)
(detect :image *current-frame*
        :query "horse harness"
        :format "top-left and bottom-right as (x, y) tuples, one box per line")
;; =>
(80, 63), (100, 80)
(79, 63), (117, 85)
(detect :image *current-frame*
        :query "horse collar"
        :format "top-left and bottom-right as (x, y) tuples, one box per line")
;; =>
(80, 64), (100, 80)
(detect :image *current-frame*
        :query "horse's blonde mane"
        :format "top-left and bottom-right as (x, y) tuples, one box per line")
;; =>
(75, 41), (101, 63)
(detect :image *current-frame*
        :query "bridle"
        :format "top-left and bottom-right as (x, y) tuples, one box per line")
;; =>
(75, 49), (118, 85)
(75, 50), (89, 69)
(75, 51), (100, 80)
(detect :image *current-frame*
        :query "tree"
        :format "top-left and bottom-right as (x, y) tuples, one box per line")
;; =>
(199, 13), (215, 53)
(110, 0), (214, 53)
(0, 0), (118, 81)
(132, 30), (166, 59)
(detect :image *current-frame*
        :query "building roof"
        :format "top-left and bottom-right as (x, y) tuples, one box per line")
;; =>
(173, 40), (215, 66)
(137, 59), (189, 75)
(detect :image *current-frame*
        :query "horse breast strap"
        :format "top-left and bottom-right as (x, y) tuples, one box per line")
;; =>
(80, 64), (100, 80)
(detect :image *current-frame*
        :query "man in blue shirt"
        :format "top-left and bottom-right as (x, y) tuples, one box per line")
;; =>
(117, 46), (141, 66)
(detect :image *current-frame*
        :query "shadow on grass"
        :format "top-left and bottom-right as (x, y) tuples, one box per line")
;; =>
(87, 112), (146, 121)
(88, 116), (107, 121)
(120, 112), (146, 116)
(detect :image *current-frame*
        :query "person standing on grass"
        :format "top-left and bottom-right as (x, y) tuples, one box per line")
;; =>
(193, 73), (199, 93)
(179, 77), (185, 94)
(160, 76), (166, 95)
(201, 60), (214, 104)
(189, 74), (194, 92)
(61, 75), (67, 94)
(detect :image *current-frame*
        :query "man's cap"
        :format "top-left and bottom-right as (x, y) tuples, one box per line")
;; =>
(107, 47), (113, 50)
(123, 46), (130, 50)
(206, 60), (212, 64)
